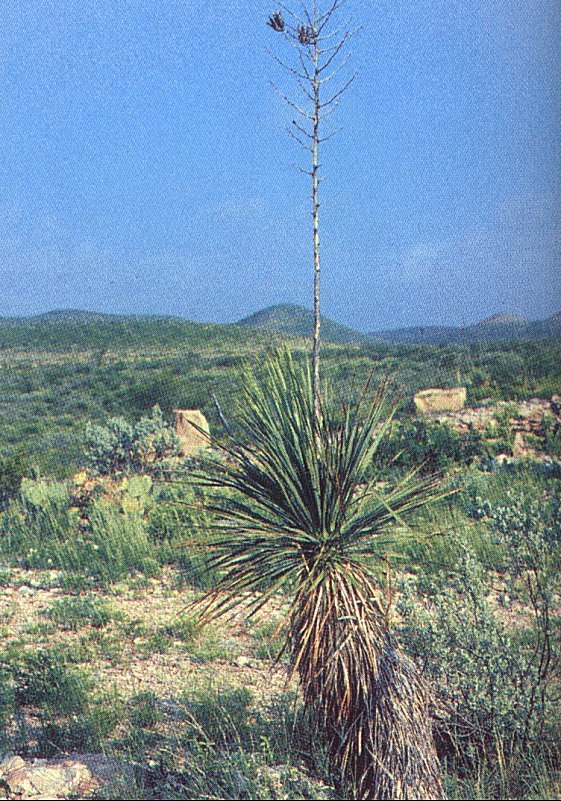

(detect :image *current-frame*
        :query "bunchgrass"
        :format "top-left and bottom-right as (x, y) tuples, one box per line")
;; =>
(42, 595), (116, 630)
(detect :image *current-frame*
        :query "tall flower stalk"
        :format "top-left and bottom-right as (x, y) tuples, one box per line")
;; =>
(267, 1), (356, 427)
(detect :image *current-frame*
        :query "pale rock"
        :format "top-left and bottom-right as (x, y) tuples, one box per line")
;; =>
(173, 409), (210, 455)
(413, 387), (467, 415)
(0, 754), (128, 800)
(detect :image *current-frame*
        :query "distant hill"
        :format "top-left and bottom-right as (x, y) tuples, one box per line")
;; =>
(0, 309), (184, 330)
(372, 311), (561, 344)
(1, 305), (560, 345)
(475, 313), (528, 327)
(0, 309), (120, 326)
(236, 304), (364, 344)
(32, 310), (120, 324)
(239, 304), (561, 345)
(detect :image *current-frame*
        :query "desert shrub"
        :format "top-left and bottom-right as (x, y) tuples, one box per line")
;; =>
(399, 549), (543, 753)
(0, 449), (29, 507)
(84, 416), (134, 474)
(84, 405), (181, 476)
(398, 491), (561, 763)
(374, 419), (485, 474)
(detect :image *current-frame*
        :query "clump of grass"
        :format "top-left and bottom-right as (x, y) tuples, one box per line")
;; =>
(159, 617), (199, 643)
(0, 498), (80, 570)
(42, 595), (116, 630)
(57, 572), (98, 594)
(85, 504), (160, 584)
(0, 568), (11, 587)
(47, 640), (95, 665)
(1, 647), (91, 717)
(137, 688), (333, 800)
(85, 627), (128, 665)
(251, 620), (286, 661)
(35, 696), (124, 757)
(128, 691), (163, 728)
(122, 616), (227, 662)
(443, 747), (561, 800)
(0, 644), (125, 757)
(0, 492), (160, 586)
(186, 630), (232, 664)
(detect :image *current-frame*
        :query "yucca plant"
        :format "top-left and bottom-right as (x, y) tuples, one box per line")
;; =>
(191, 349), (445, 800)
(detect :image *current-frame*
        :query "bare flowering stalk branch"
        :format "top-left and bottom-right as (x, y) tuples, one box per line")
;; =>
(267, 1), (357, 430)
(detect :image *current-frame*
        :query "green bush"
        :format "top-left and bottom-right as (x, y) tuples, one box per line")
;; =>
(84, 405), (181, 476)
(374, 419), (485, 474)
(0, 449), (29, 507)
(398, 490), (561, 761)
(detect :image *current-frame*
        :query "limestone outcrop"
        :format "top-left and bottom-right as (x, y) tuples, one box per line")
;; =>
(173, 409), (210, 455)
(413, 387), (467, 415)
(0, 754), (127, 800)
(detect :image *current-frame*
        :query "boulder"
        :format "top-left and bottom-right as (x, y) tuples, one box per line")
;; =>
(173, 409), (210, 455)
(413, 387), (467, 416)
(0, 754), (127, 800)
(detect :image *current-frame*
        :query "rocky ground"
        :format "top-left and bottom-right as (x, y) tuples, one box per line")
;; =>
(433, 395), (561, 458)
(0, 566), (296, 799)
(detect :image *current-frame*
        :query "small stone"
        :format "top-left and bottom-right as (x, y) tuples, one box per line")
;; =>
(235, 655), (252, 668)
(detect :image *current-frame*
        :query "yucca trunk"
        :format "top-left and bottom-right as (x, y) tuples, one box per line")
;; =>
(290, 562), (444, 800)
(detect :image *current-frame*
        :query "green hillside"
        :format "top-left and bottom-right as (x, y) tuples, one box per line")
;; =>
(236, 303), (365, 343)
(372, 310), (561, 344)
(0, 314), (560, 476)
(237, 302), (561, 344)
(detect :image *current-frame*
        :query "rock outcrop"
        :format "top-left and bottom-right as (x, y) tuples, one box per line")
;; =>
(431, 396), (561, 458)
(413, 387), (467, 415)
(0, 754), (127, 800)
(173, 409), (210, 455)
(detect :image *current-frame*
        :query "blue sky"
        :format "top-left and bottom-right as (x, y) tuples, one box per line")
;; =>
(0, 0), (559, 330)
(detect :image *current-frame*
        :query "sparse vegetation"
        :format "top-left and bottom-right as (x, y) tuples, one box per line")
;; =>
(0, 315), (560, 477)
(0, 318), (559, 799)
